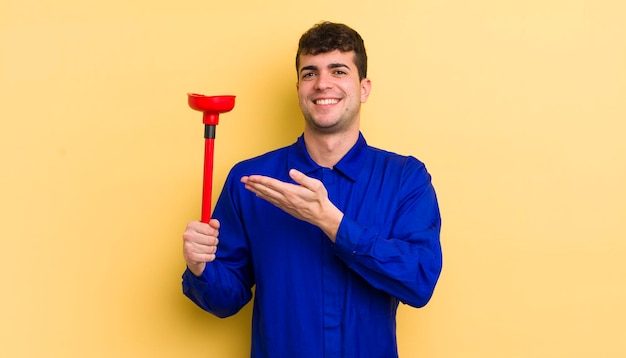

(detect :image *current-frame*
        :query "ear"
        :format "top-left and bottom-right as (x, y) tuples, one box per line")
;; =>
(360, 78), (372, 103)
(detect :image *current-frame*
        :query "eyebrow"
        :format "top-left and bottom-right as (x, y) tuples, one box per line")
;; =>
(300, 63), (351, 74)
(329, 63), (350, 70)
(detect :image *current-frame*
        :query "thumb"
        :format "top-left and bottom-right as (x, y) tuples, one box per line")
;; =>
(289, 168), (321, 191)
(209, 218), (221, 230)
(289, 168), (305, 183)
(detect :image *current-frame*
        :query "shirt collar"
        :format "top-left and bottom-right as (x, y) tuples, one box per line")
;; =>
(288, 132), (369, 182)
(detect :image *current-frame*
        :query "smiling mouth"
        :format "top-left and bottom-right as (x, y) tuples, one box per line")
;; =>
(314, 98), (339, 105)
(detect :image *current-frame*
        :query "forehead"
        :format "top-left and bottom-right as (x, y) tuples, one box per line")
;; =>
(298, 50), (356, 70)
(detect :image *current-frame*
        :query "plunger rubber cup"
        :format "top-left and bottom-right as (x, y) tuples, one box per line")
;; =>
(188, 94), (235, 125)
(187, 93), (236, 223)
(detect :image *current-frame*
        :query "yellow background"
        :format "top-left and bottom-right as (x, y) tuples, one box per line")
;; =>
(1, 0), (625, 356)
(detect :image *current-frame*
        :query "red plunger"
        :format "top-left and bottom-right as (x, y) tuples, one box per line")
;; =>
(187, 93), (236, 223)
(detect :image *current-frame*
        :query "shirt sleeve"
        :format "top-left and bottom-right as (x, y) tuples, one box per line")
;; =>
(332, 160), (443, 308)
(181, 170), (254, 318)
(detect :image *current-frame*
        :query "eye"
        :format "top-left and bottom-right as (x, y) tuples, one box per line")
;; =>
(301, 72), (316, 80)
(333, 69), (348, 76)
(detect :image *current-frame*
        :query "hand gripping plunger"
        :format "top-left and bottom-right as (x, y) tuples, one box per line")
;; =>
(187, 93), (236, 223)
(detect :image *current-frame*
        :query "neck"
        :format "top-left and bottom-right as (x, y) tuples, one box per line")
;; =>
(303, 129), (359, 168)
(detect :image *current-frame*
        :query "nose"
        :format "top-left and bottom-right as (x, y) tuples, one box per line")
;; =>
(314, 72), (333, 91)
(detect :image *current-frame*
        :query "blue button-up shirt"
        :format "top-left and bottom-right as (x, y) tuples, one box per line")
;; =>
(182, 133), (442, 357)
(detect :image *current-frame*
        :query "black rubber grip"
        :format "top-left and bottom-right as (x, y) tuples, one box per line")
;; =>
(204, 125), (216, 139)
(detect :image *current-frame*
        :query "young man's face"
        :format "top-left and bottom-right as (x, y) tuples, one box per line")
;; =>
(296, 50), (371, 135)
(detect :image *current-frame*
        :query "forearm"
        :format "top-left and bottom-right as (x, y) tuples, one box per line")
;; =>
(333, 216), (442, 308)
(182, 264), (253, 318)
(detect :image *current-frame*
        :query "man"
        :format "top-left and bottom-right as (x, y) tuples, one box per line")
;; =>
(182, 21), (442, 357)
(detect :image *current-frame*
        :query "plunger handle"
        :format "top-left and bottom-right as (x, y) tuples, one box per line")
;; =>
(201, 126), (216, 223)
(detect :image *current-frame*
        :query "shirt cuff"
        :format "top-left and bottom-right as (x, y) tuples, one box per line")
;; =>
(182, 265), (215, 286)
(333, 215), (364, 259)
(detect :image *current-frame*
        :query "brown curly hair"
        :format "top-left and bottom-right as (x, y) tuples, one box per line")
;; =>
(296, 21), (368, 81)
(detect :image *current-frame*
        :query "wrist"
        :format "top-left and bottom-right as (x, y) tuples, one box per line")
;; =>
(188, 262), (206, 277)
(319, 204), (343, 242)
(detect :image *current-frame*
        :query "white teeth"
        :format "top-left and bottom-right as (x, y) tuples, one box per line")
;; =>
(315, 99), (338, 105)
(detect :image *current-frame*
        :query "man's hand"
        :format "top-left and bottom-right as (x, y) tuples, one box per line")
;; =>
(182, 219), (220, 276)
(241, 169), (343, 241)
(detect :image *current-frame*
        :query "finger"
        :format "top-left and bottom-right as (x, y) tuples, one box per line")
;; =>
(183, 227), (219, 249)
(183, 233), (218, 248)
(242, 175), (287, 198)
(195, 235), (219, 248)
(187, 220), (220, 237)
(183, 238), (218, 261)
(193, 242), (218, 254)
(289, 169), (322, 192)
(242, 174), (281, 188)
(187, 220), (210, 235)
(188, 253), (216, 264)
